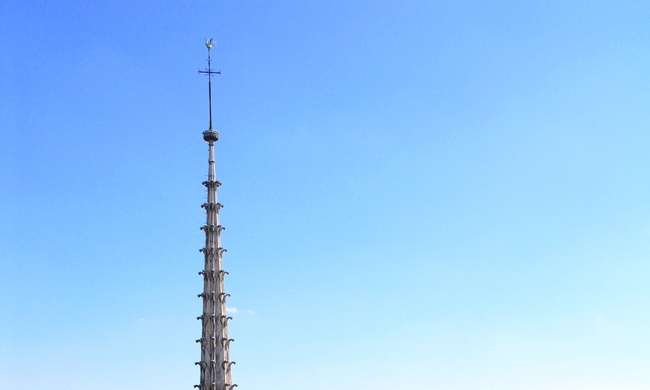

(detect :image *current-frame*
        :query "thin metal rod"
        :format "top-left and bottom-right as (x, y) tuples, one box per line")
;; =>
(207, 48), (213, 130)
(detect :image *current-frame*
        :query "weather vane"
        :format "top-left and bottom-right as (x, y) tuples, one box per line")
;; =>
(199, 39), (221, 130)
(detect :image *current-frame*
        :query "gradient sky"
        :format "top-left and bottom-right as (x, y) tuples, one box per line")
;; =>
(2, 1), (650, 389)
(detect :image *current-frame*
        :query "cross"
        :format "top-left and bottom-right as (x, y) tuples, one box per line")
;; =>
(199, 39), (221, 130)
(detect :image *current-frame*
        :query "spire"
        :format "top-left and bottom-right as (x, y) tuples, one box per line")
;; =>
(196, 39), (235, 390)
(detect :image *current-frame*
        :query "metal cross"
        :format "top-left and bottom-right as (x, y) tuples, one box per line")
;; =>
(199, 39), (221, 130)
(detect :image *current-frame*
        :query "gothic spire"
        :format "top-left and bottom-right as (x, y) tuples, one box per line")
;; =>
(196, 39), (235, 390)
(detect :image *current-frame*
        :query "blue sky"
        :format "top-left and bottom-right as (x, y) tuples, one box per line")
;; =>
(2, 1), (650, 389)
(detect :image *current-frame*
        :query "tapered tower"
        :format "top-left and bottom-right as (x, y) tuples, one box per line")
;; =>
(195, 39), (236, 390)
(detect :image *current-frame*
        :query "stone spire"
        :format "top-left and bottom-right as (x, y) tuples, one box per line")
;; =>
(195, 39), (236, 390)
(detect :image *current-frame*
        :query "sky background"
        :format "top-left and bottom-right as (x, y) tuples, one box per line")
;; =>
(2, 1), (650, 389)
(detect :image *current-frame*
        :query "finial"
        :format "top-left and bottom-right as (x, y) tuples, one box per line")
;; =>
(199, 39), (221, 138)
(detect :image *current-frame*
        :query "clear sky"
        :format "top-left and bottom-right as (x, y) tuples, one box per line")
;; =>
(2, 1), (650, 389)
